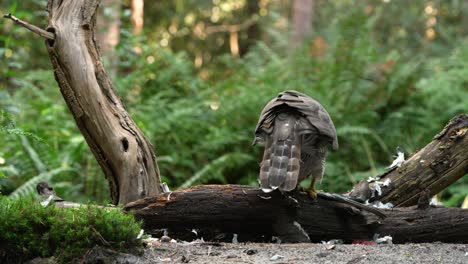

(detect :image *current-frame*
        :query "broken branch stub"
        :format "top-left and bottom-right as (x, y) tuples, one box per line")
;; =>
(45, 0), (161, 204)
(3, 13), (55, 40)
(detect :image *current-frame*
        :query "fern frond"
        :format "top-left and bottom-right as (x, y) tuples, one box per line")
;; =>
(179, 152), (253, 189)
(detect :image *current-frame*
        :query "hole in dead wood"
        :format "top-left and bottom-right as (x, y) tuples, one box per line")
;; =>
(46, 28), (56, 47)
(121, 138), (129, 152)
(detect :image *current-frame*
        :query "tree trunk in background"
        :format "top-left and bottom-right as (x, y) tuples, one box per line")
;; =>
(290, 0), (314, 49)
(96, 0), (121, 76)
(131, 0), (144, 35)
(46, 0), (162, 205)
(240, 0), (260, 56)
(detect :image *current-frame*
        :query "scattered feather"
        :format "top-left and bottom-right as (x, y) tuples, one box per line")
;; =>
(40, 195), (54, 207)
(368, 178), (392, 197)
(369, 183), (382, 197)
(287, 196), (298, 205)
(387, 150), (405, 169)
(293, 221), (310, 241)
(374, 234), (393, 244)
(367, 176), (379, 182)
(321, 239), (343, 245)
(326, 245), (336, 250)
(232, 233), (239, 244)
(430, 197), (443, 206)
(142, 237), (160, 246)
(382, 178), (391, 186)
(191, 229), (198, 236)
(270, 254), (284, 261)
(365, 200), (394, 209)
(137, 229), (144, 239)
(161, 182), (170, 193)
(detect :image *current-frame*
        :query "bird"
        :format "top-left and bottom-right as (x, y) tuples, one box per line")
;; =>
(253, 90), (338, 198)
(36, 181), (63, 205)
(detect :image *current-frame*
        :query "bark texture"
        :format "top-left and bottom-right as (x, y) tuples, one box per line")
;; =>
(125, 185), (468, 243)
(349, 114), (468, 207)
(45, 0), (161, 204)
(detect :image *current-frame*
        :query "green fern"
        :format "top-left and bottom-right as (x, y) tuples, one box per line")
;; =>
(180, 152), (253, 188)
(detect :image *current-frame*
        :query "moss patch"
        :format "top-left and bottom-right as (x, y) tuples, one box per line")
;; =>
(0, 197), (143, 263)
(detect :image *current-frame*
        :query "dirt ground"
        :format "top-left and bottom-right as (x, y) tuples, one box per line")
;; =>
(138, 242), (468, 264)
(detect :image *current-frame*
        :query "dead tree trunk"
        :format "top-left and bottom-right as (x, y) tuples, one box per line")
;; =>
(44, 0), (162, 204)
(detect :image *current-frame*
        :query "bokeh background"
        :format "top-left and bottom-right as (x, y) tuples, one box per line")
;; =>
(0, 0), (466, 205)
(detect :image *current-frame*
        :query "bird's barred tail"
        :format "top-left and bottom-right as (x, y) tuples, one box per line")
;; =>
(259, 114), (302, 192)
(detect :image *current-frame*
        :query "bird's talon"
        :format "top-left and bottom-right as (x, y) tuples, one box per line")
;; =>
(306, 189), (322, 199)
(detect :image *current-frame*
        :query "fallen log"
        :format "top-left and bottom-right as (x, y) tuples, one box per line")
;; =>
(124, 185), (468, 243)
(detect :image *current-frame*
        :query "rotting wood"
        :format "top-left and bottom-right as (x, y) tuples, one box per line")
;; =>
(349, 114), (468, 207)
(124, 185), (468, 243)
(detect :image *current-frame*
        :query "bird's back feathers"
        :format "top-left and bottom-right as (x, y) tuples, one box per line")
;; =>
(259, 113), (302, 192)
(255, 90), (338, 192)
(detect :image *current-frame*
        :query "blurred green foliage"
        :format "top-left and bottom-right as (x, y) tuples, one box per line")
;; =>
(0, 0), (466, 205)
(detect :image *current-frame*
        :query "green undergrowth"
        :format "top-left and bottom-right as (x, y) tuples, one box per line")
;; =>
(0, 197), (143, 263)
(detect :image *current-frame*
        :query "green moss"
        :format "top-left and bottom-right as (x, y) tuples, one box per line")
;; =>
(0, 197), (143, 263)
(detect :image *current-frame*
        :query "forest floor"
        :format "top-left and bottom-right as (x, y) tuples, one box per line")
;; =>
(25, 241), (468, 263)
(135, 241), (467, 264)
